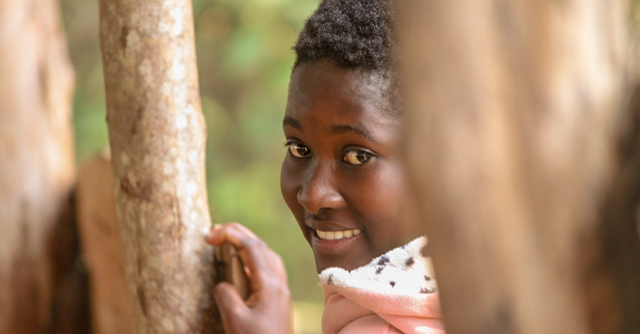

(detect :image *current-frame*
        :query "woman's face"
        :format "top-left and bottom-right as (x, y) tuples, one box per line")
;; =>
(280, 60), (419, 272)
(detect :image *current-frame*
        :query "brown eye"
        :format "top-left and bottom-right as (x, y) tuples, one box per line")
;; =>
(288, 143), (310, 158)
(343, 150), (372, 165)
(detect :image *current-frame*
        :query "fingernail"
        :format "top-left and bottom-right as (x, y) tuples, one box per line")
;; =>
(202, 225), (211, 237)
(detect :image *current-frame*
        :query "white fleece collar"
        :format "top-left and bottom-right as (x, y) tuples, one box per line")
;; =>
(319, 236), (438, 294)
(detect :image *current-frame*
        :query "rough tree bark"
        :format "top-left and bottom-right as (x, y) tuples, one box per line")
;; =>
(396, 0), (639, 333)
(0, 0), (83, 332)
(99, 0), (222, 332)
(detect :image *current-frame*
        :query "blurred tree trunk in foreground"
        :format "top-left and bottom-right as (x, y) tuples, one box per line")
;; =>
(0, 0), (90, 332)
(397, 0), (640, 333)
(99, 0), (222, 332)
(76, 151), (135, 334)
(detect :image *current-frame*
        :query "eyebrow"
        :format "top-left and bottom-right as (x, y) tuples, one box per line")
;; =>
(282, 116), (301, 129)
(331, 124), (378, 143)
(283, 116), (379, 143)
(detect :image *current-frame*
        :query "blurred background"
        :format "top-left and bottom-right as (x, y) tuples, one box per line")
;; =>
(59, 0), (323, 332)
(53, 1), (640, 332)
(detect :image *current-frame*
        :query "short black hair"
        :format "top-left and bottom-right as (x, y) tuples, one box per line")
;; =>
(293, 0), (395, 71)
(293, 0), (401, 114)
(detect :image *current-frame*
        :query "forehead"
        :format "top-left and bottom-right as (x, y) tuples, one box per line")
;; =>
(285, 60), (390, 123)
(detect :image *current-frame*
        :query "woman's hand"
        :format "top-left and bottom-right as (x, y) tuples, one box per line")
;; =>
(206, 223), (292, 334)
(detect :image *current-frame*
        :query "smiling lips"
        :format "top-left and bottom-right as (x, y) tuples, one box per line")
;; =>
(315, 228), (362, 240)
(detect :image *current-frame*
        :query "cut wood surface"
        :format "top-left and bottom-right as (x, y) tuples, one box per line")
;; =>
(215, 243), (251, 301)
(0, 0), (77, 331)
(99, 0), (222, 332)
(76, 151), (135, 334)
(396, 0), (639, 333)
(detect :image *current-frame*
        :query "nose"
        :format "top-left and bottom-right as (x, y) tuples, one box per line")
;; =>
(297, 160), (345, 214)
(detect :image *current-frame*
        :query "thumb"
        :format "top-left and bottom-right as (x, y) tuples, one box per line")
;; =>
(213, 282), (248, 329)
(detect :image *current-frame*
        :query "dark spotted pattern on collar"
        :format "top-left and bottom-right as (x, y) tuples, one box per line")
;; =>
(319, 237), (438, 294)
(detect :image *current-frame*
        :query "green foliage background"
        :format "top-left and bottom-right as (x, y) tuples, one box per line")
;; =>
(60, 0), (323, 332)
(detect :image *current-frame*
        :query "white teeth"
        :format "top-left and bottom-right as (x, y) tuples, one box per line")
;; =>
(315, 229), (362, 240)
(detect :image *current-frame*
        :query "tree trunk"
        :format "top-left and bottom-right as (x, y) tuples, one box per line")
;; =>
(99, 0), (221, 332)
(396, 0), (639, 333)
(0, 0), (78, 331)
(76, 151), (135, 334)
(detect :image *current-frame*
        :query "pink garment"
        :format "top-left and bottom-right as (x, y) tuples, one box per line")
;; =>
(322, 284), (444, 334)
(319, 237), (445, 334)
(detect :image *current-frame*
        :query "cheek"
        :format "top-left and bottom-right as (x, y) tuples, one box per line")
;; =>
(354, 164), (416, 244)
(280, 159), (302, 215)
(356, 165), (404, 214)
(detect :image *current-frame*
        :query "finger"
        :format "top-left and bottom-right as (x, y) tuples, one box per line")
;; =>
(206, 223), (259, 246)
(261, 247), (287, 283)
(208, 224), (281, 292)
(229, 230), (275, 292)
(213, 282), (248, 331)
(271, 251), (288, 284)
(204, 224), (228, 246)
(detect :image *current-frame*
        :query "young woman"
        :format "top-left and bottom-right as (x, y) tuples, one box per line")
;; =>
(207, 0), (443, 333)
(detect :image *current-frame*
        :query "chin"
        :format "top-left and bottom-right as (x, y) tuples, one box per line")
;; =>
(314, 256), (369, 273)
(314, 258), (343, 273)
